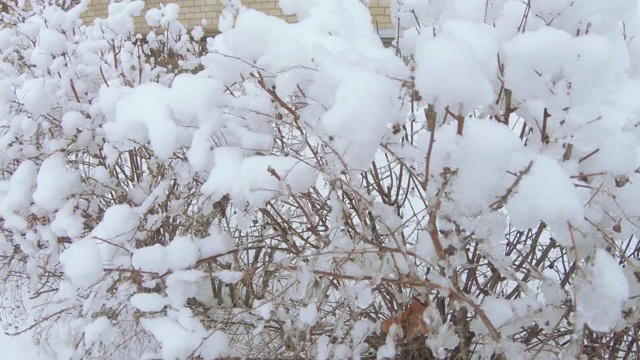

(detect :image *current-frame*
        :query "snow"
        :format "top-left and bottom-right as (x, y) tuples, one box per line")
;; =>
(198, 331), (230, 360)
(38, 28), (67, 55)
(132, 244), (169, 274)
(575, 249), (630, 332)
(60, 111), (85, 137)
(160, 3), (180, 28)
(587, 132), (639, 175)
(252, 300), (273, 320)
(241, 155), (317, 204)
(354, 282), (374, 309)
(131, 293), (169, 312)
(197, 226), (235, 258)
(614, 174), (640, 215)
(504, 28), (573, 96)
(447, 118), (523, 214)
(213, 270), (244, 284)
(501, 27), (623, 107)
(279, 0), (316, 17)
(415, 36), (493, 110)
(84, 316), (113, 347)
(191, 25), (204, 42)
(186, 121), (217, 171)
(33, 153), (81, 212)
(59, 239), (104, 288)
(298, 302), (319, 328)
(165, 270), (203, 306)
(166, 236), (199, 270)
(376, 334), (397, 360)
(506, 155), (584, 237)
(351, 319), (374, 356)
(415, 230), (437, 263)
(425, 324), (460, 359)
(218, 9), (235, 32)
(316, 335), (331, 360)
(16, 79), (52, 117)
(200, 147), (244, 202)
(106, 82), (180, 160)
(29, 48), (52, 69)
(50, 200), (85, 238)
(481, 297), (514, 328)
(320, 70), (399, 169)
(145, 8), (162, 27)
(0, 331), (39, 359)
(0, 160), (37, 230)
(169, 74), (224, 127)
(102, 1), (138, 35)
(440, 20), (500, 74)
(91, 204), (139, 243)
(140, 317), (203, 359)
(203, 151), (318, 206)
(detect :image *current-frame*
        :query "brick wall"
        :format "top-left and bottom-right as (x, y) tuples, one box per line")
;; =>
(83, 0), (393, 35)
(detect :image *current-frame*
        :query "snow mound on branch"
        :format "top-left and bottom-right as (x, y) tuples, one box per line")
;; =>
(415, 36), (494, 110)
(103, 74), (223, 161)
(59, 239), (104, 287)
(166, 270), (203, 307)
(504, 28), (629, 107)
(38, 28), (67, 55)
(506, 155), (584, 238)
(298, 302), (318, 328)
(481, 297), (514, 328)
(105, 83), (179, 160)
(320, 71), (400, 170)
(132, 244), (169, 274)
(90, 204), (139, 244)
(132, 233), (235, 275)
(166, 236), (200, 270)
(131, 293), (169, 312)
(575, 249), (630, 332)
(140, 317), (212, 359)
(0, 161), (38, 230)
(33, 154), (81, 212)
(84, 316), (114, 347)
(440, 119), (523, 214)
(202, 150), (318, 206)
(50, 200), (84, 239)
(198, 331), (230, 360)
(16, 79), (52, 117)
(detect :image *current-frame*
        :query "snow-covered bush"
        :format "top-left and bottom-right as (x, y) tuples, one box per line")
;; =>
(1, 0), (640, 358)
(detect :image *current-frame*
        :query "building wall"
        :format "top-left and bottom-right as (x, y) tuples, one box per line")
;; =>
(83, 0), (393, 35)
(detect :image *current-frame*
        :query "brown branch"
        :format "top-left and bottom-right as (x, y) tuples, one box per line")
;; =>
(445, 106), (465, 136)
(422, 105), (437, 190)
(490, 161), (534, 211)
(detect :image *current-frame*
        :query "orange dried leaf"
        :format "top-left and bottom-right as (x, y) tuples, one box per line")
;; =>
(381, 299), (430, 340)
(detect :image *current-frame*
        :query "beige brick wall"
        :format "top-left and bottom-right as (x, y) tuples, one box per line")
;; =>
(83, 0), (393, 35)
(369, 0), (393, 30)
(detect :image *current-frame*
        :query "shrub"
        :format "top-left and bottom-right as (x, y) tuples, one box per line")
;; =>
(1, 0), (640, 359)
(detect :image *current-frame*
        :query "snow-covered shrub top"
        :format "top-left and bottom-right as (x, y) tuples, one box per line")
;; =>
(1, 0), (640, 359)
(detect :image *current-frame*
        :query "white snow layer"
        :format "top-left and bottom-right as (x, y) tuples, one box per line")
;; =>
(575, 249), (630, 332)
(59, 239), (104, 287)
